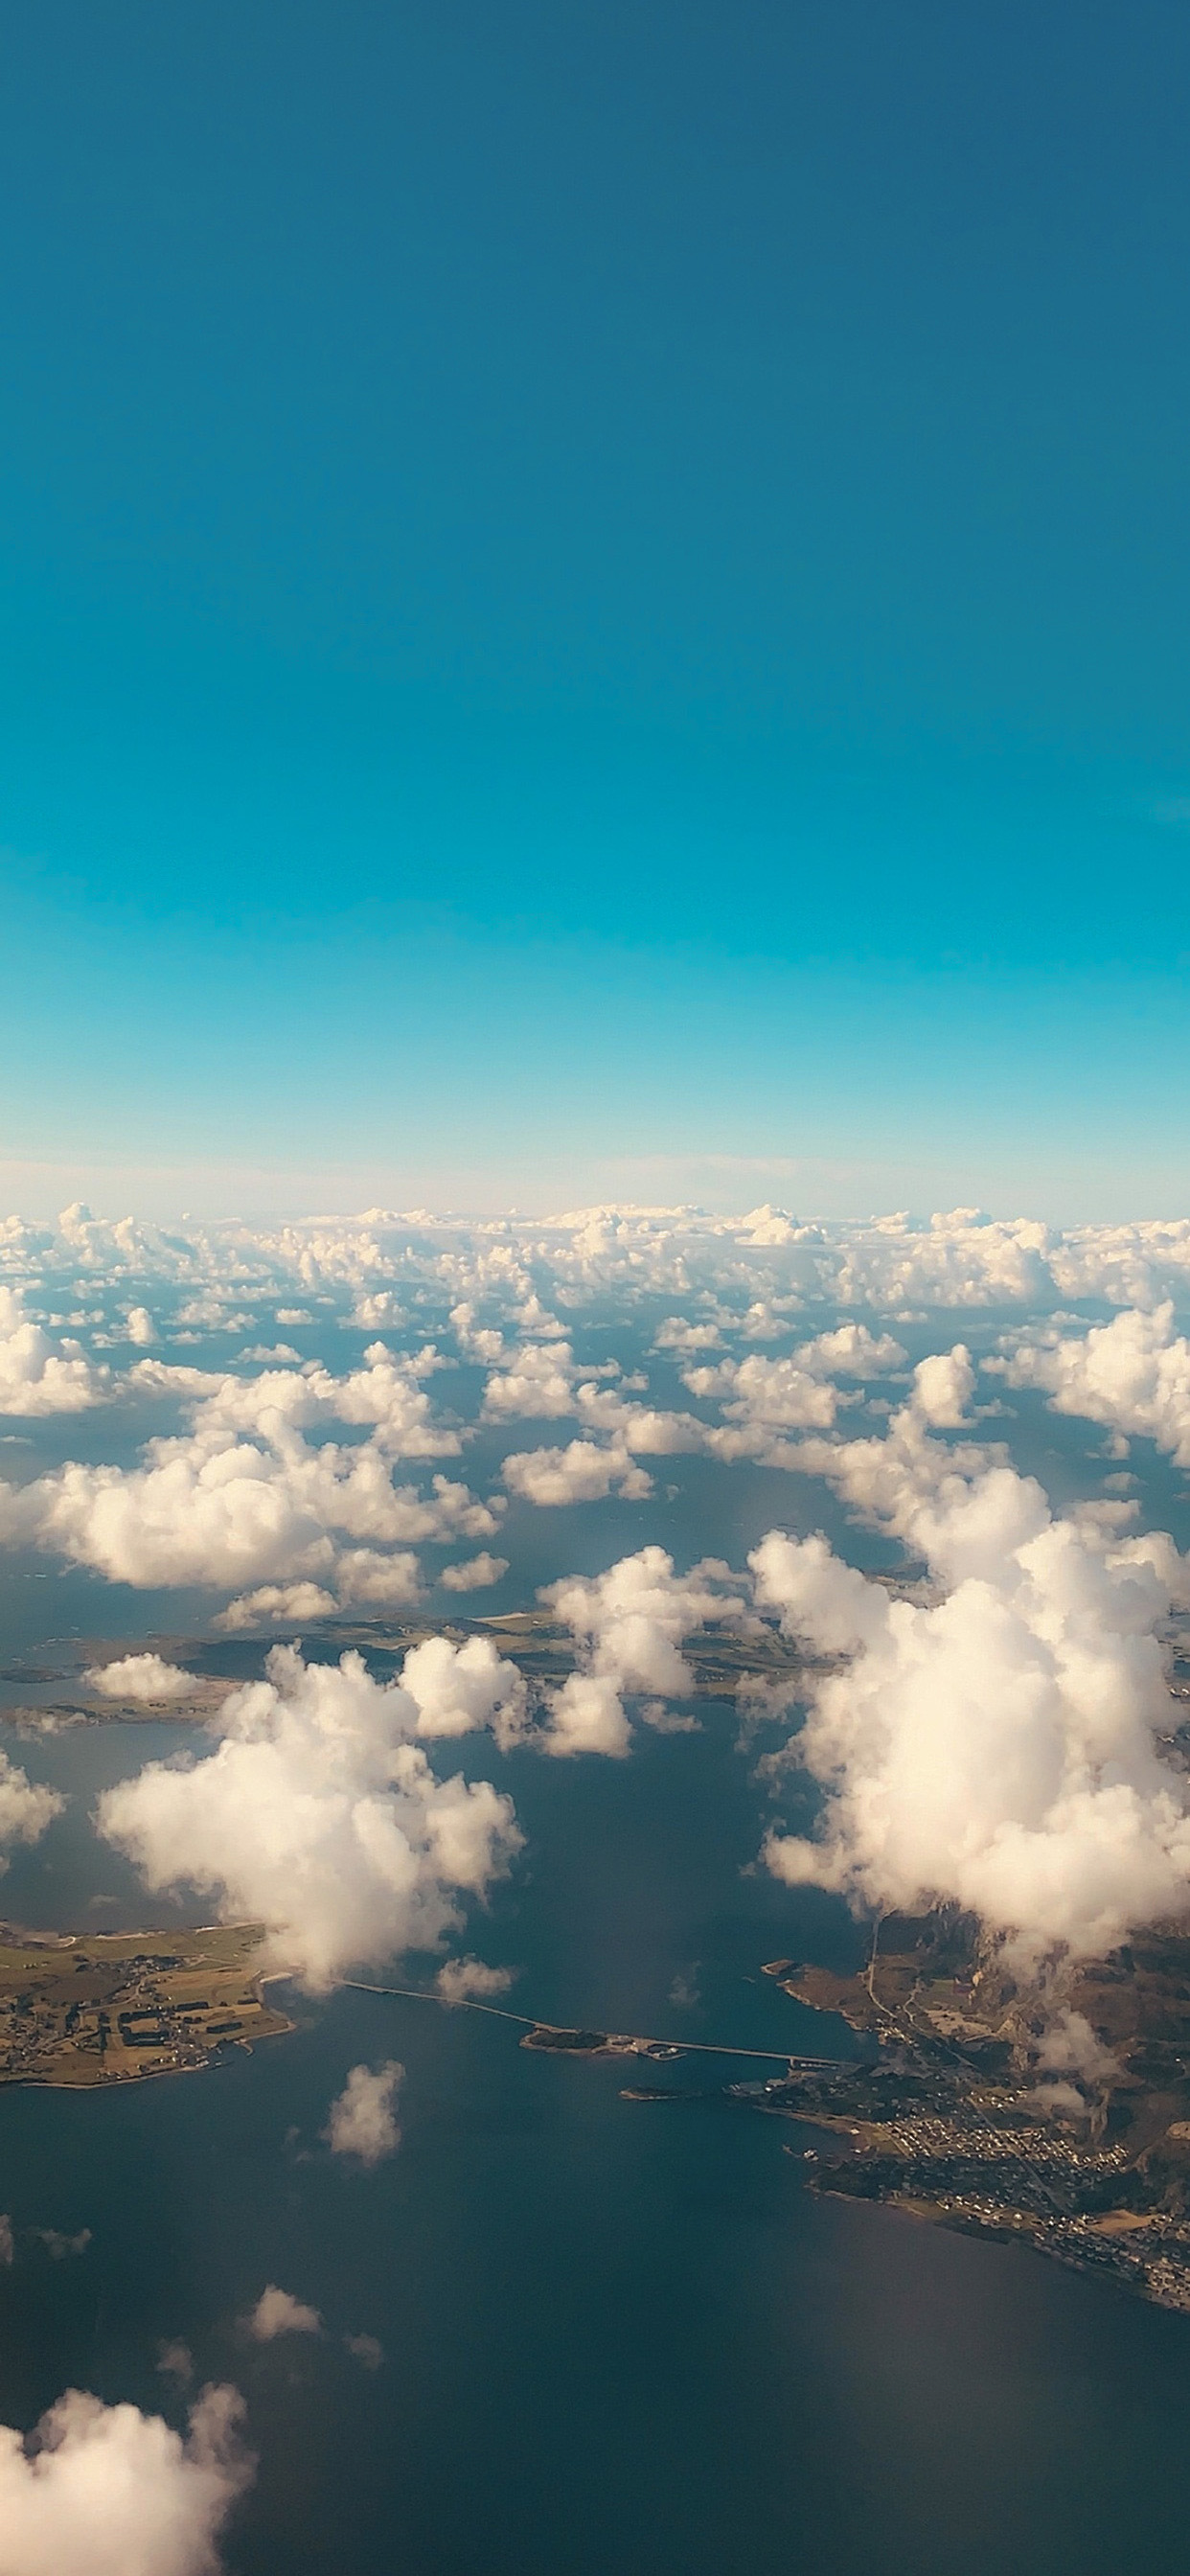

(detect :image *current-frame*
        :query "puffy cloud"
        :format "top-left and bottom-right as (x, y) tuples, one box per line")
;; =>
(399, 1635), (526, 1744)
(481, 1344), (579, 1420)
(333, 1551), (423, 1609)
(125, 1308), (155, 1347)
(681, 1353), (840, 1452)
(434, 1956), (515, 2001)
(794, 1324), (908, 1377)
(539, 1673), (632, 1759)
(343, 2334), (384, 2370)
(834, 1210), (1057, 1311)
(352, 1293), (406, 1329)
(537, 1547), (745, 1756)
(97, 1645), (523, 1990)
(753, 1445), (1190, 1958)
(1000, 1303), (1190, 1465)
(652, 1317), (722, 1353)
(0, 2381), (251, 2576)
(86, 1655), (196, 1704)
(786, 1377), (1017, 1572)
(0, 1289), (107, 1417)
(216, 1582), (339, 1631)
(0, 1754), (64, 1867)
(243, 2287), (321, 2341)
(0, 2217), (12, 2266)
(909, 1345), (975, 1428)
(544, 1547), (744, 1694)
(449, 1303), (505, 1363)
(501, 1439), (652, 1507)
(1, 1346), (492, 1604)
(323, 2060), (402, 2166)
(439, 1552), (509, 1593)
(572, 1387), (709, 1453)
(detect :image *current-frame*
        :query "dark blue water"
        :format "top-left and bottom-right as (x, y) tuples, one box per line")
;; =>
(5, 1324), (1190, 2574)
(4, 1701), (1190, 2575)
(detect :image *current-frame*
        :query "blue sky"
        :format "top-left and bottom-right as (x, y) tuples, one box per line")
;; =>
(3, 0), (1189, 1216)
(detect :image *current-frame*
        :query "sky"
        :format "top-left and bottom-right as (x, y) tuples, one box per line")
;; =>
(2, 0), (1189, 1218)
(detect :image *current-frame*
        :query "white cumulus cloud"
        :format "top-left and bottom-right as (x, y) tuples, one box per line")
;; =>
(752, 1446), (1190, 1959)
(0, 1755), (64, 1870)
(0, 1288), (107, 1417)
(242, 2287), (321, 2341)
(439, 1552), (509, 1593)
(86, 1655), (196, 1704)
(1000, 1303), (1190, 1465)
(96, 1645), (523, 1990)
(323, 2060), (403, 2165)
(501, 1439), (652, 1506)
(0, 2381), (251, 2576)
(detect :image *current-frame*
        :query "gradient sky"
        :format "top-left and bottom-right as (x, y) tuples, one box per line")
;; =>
(3, 0), (1189, 1217)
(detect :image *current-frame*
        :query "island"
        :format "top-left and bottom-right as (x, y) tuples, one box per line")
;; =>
(0, 1922), (291, 2088)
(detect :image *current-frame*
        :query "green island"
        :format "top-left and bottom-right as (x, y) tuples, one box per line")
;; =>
(0, 1922), (291, 2088)
(743, 1911), (1190, 2312)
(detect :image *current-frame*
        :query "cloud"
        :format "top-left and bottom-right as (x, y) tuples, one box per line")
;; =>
(752, 1438), (1190, 1958)
(343, 2334), (384, 2370)
(439, 1552), (509, 1593)
(216, 1583), (340, 1631)
(399, 1635), (526, 1744)
(156, 2346), (194, 2389)
(97, 1645), (523, 1990)
(795, 1323), (908, 1377)
(681, 1353), (840, 1453)
(482, 1343), (579, 1421)
(1000, 1303), (1190, 1465)
(652, 1317), (722, 1353)
(332, 1550), (423, 1609)
(323, 2061), (402, 2166)
(1033, 2009), (1118, 2087)
(86, 1655), (196, 1704)
(501, 1439), (652, 1506)
(125, 1308), (155, 1347)
(909, 1345), (975, 1428)
(0, 2381), (251, 2576)
(543, 1546), (744, 1695)
(33, 2229), (91, 2261)
(537, 1673), (631, 1758)
(0, 1755), (64, 1870)
(0, 1288), (107, 1417)
(0, 2217), (12, 2267)
(242, 2286), (321, 2341)
(434, 1955), (515, 2001)
(536, 1547), (745, 1756)
(0, 1338), (480, 1608)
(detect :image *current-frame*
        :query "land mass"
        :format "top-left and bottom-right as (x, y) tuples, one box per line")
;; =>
(749, 1910), (1190, 2312)
(0, 1606), (821, 1727)
(0, 1922), (291, 2087)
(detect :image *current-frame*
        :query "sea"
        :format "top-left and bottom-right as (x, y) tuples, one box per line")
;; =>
(3, 1342), (1190, 2571)
(4, 1696), (1190, 2576)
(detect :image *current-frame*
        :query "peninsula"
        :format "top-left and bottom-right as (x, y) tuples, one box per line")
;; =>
(0, 1922), (290, 2087)
(749, 1910), (1190, 2313)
